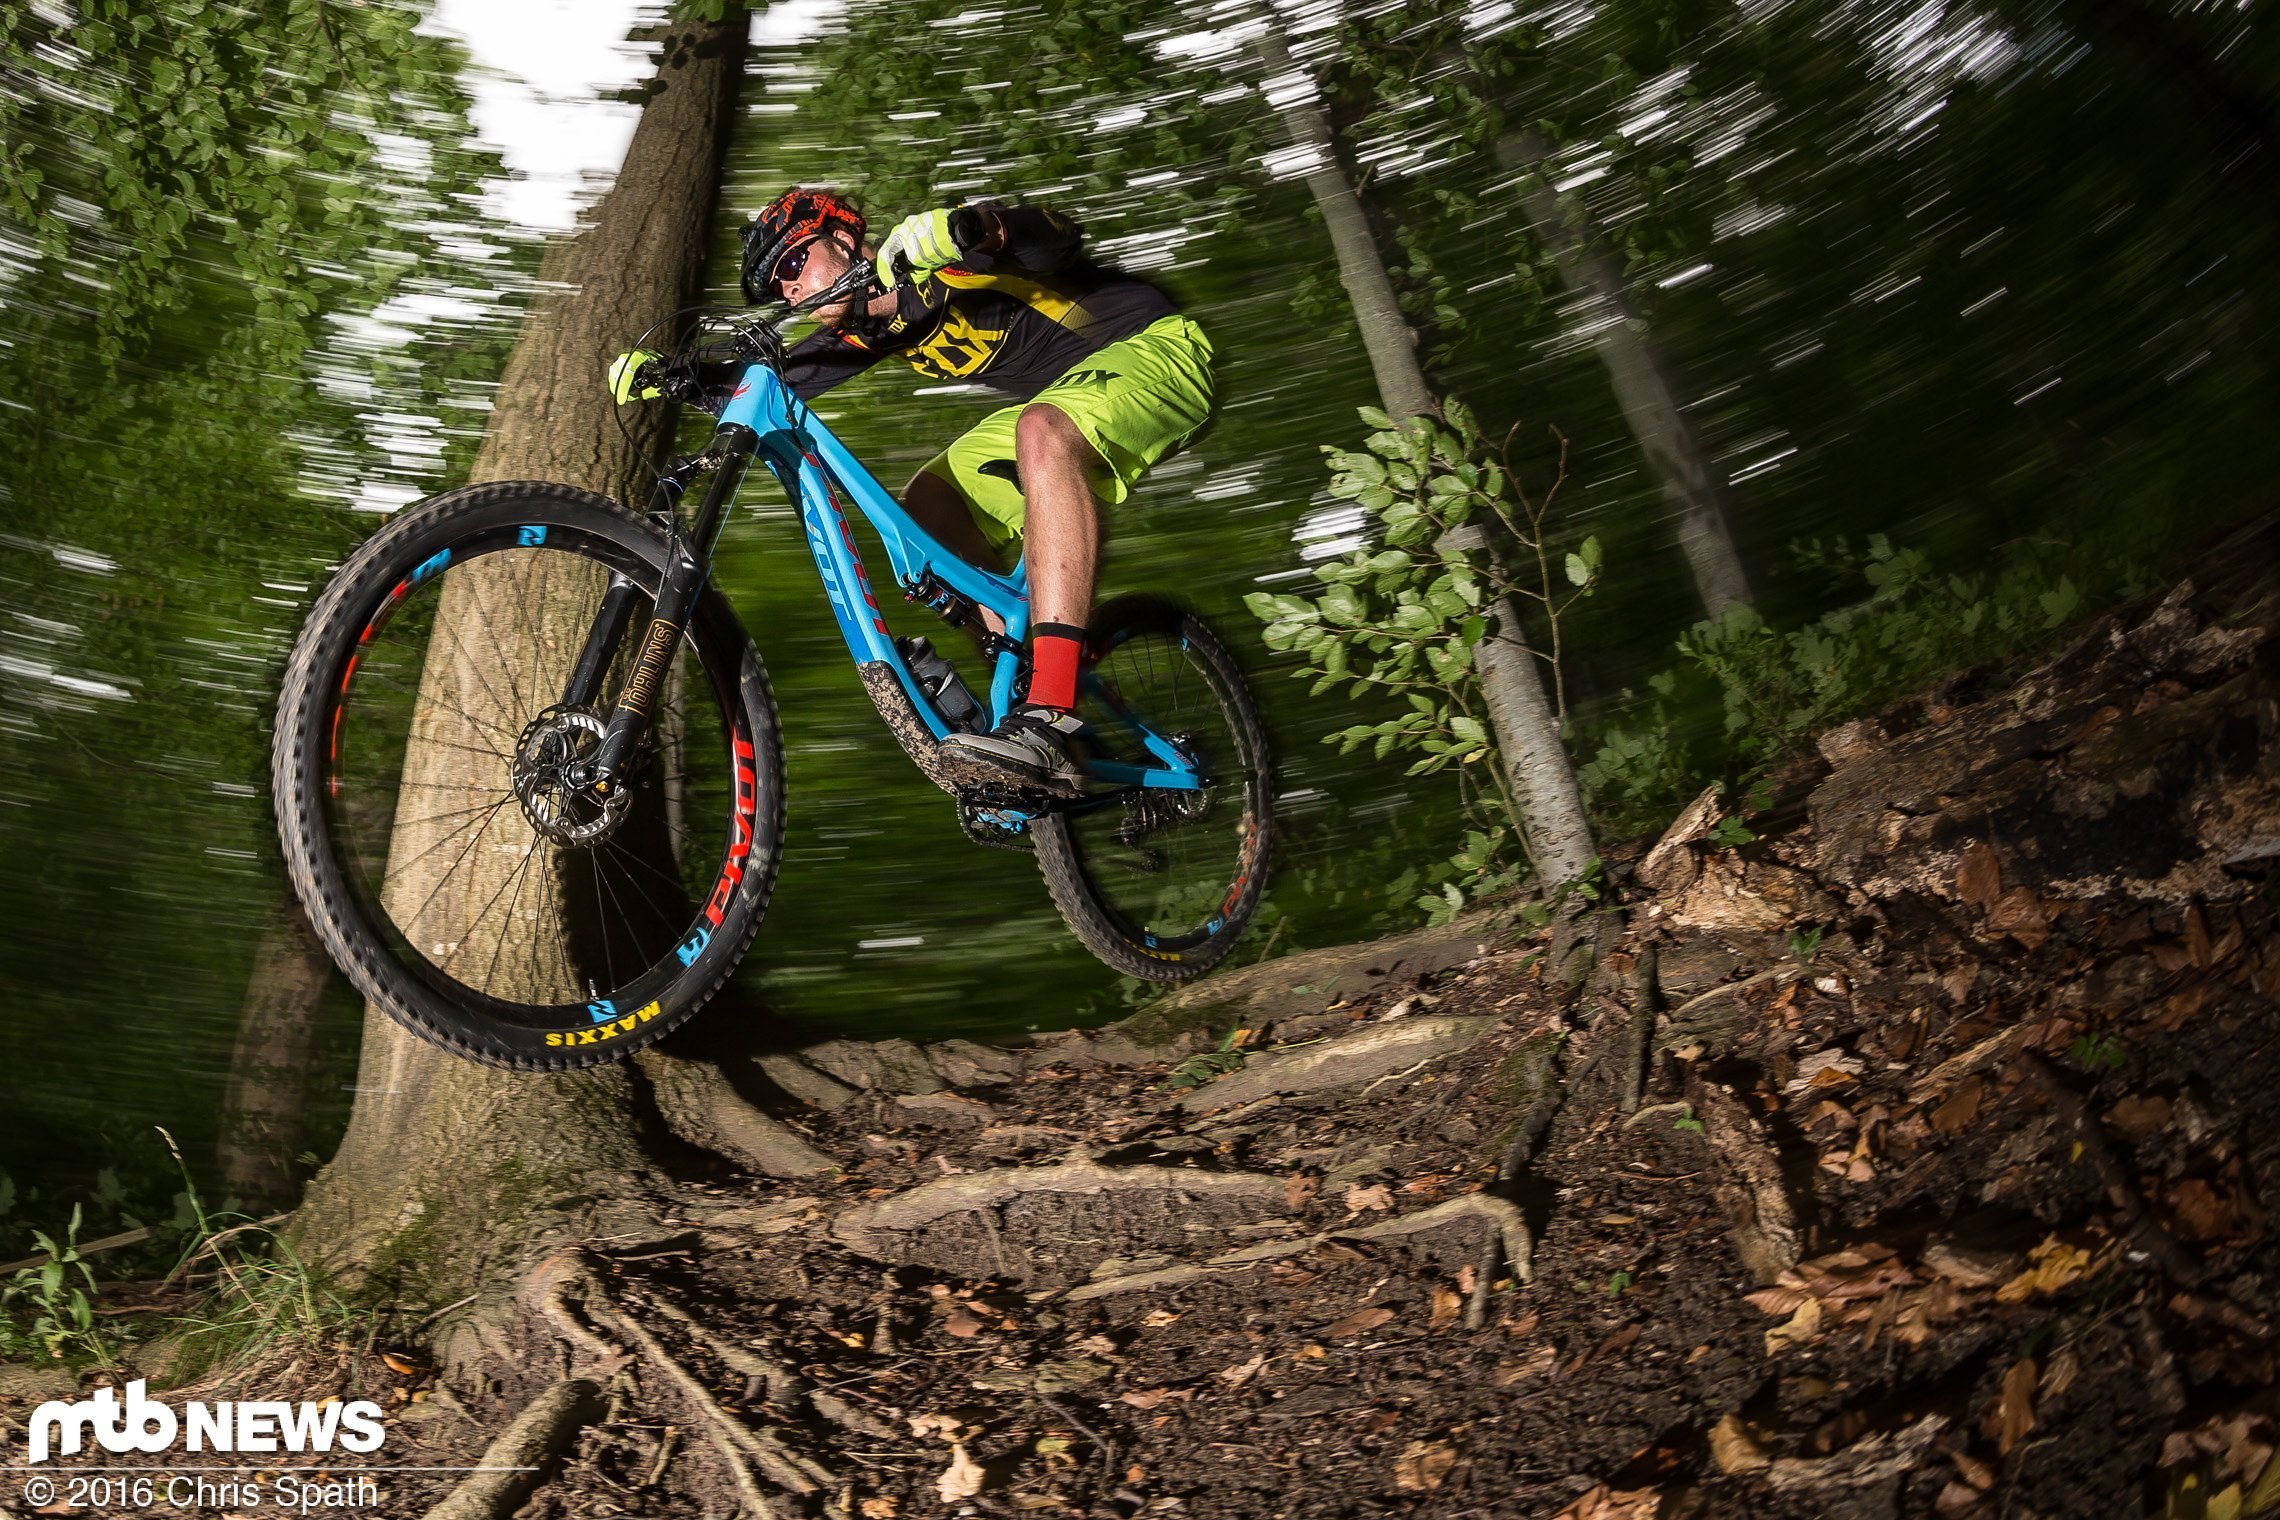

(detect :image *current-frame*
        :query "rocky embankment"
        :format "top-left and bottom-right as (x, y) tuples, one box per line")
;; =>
(8, 525), (2277, 1520)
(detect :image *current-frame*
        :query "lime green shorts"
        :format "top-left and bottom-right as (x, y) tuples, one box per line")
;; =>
(921, 314), (1216, 551)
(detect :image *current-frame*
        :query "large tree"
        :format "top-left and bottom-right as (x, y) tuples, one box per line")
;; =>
(285, 11), (828, 1367)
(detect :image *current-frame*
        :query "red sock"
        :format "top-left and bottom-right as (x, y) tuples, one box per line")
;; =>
(1027, 623), (1084, 711)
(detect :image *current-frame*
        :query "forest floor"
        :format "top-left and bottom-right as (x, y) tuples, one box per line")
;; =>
(4, 516), (2277, 1519)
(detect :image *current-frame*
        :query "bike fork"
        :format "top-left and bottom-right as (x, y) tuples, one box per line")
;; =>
(582, 422), (759, 793)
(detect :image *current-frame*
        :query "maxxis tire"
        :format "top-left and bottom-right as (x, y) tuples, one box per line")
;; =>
(1032, 594), (1274, 983)
(271, 480), (784, 1071)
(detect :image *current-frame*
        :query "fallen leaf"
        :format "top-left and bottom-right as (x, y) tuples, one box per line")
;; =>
(909, 1413), (962, 1440)
(2185, 904), (2213, 969)
(1494, 1344), (1559, 1384)
(1218, 1354), (1268, 1387)
(1920, 1239), (2018, 1289)
(860, 1499), (900, 1519)
(1985, 887), (2050, 950)
(1709, 1413), (1770, 1473)
(1293, 1343), (1326, 1361)
(1140, 1308), (1181, 1327)
(1764, 1296), (1824, 1354)
(1956, 842), (2002, 911)
(1343, 1183), (1395, 1215)
(380, 1351), (425, 1376)
(1994, 1357), (2037, 1455)
(942, 1306), (986, 1338)
(1284, 1172), (1320, 1211)
(936, 1444), (987, 1503)
(1930, 1078), (1984, 1135)
(1393, 1438), (1458, 1491)
(1953, 1451), (1997, 1490)
(1935, 1479), (1985, 1514)
(1995, 1237), (2096, 1304)
(1430, 1286), (1464, 1329)
(1328, 1305), (1397, 1338)
(2167, 1179), (2239, 1241)
(2103, 1094), (2172, 1143)
(1456, 1264), (1477, 1294)
(1554, 1485), (1663, 1519)
(1118, 1388), (1193, 1410)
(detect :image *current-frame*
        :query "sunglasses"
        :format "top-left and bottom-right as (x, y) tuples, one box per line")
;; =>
(773, 239), (817, 289)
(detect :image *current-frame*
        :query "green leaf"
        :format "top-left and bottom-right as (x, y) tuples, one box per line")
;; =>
(1565, 552), (1594, 588)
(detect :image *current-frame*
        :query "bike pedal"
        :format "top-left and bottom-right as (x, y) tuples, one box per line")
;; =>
(954, 789), (1045, 852)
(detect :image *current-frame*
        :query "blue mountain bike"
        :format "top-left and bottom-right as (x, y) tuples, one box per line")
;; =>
(273, 267), (1274, 1069)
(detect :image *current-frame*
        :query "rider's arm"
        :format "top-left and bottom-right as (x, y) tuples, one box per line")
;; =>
(776, 326), (892, 400)
(948, 203), (1082, 275)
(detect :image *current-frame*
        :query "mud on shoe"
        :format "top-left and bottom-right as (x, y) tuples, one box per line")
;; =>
(937, 704), (1089, 796)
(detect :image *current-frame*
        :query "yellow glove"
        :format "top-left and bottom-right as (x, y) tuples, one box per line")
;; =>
(608, 349), (663, 404)
(873, 208), (962, 287)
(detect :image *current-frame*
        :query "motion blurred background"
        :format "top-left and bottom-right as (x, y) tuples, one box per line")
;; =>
(0, 0), (2271, 1241)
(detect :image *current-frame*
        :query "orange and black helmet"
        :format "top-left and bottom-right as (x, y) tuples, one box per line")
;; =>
(740, 187), (865, 304)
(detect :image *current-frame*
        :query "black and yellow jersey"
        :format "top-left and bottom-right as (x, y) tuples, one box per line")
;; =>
(778, 204), (1177, 402)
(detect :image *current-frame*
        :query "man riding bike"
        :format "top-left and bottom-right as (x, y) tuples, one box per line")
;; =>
(611, 187), (1217, 795)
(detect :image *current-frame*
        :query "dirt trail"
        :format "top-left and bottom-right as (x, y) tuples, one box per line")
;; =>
(6, 522), (2276, 1520)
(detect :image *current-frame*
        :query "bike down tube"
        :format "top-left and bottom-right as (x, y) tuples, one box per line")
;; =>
(588, 422), (758, 788)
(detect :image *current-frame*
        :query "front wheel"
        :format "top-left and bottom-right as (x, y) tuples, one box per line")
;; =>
(272, 481), (784, 1070)
(1033, 595), (1274, 982)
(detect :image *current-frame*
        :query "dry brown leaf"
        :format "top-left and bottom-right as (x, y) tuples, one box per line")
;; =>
(1140, 1308), (1181, 1327)
(1494, 1343), (1559, 1385)
(1430, 1286), (1464, 1330)
(1985, 887), (2051, 949)
(1934, 1479), (1985, 1514)
(2168, 1179), (2240, 1241)
(380, 1351), (424, 1377)
(1328, 1305), (1397, 1338)
(2152, 983), (2213, 1031)
(1293, 1343), (1327, 1361)
(2104, 1094), (2172, 1143)
(1457, 1264), (1478, 1294)
(1394, 1438), (1459, 1491)
(935, 1444), (987, 1503)
(859, 1499), (900, 1519)
(1709, 1414), (1771, 1474)
(1953, 1451), (1997, 1491)
(1764, 1296), (1824, 1354)
(1994, 1357), (2038, 1455)
(1218, 1354), (1268, 1387)
(1956, 842), (2002, 911)
(2185, 904), (2214, 968)
(1920, 1239), (2018, 1289)
(1118, 1388), (1192, 1410)
(1930, 1078), (1984, 1135)
(1554, 1484), (1663, 1520)
(909, 1412), (962, 1440)
(1284, 1172), (1320, 1211)
(1343, 1183), (1395, 1215)
(942, 1306), (986, 1338)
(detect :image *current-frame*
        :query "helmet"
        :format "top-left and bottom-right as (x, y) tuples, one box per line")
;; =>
(740, 187), (865, 304)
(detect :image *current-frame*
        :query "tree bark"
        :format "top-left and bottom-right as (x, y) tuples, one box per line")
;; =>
(216, 900), (333, 1206)
(1257, 24), (1598, 884)
(290, 16), (748, 1320)
(1498, 130), (1754, 619)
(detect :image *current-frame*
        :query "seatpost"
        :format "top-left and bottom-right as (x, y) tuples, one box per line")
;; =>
(586, 422), (760, 790)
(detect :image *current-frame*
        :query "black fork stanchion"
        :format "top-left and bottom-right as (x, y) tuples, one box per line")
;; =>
(587, 422), (760, 792)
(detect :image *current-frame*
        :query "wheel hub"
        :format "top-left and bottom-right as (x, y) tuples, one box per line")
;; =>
(511, 706), (628, 845)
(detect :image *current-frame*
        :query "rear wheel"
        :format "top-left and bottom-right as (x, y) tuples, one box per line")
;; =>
(1033, 595), (1274, 982)
(272, 481), (783, 1070)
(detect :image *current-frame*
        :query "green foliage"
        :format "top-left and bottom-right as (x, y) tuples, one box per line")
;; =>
(1605, 1270), (1634, 1297)
(1786, 926), (1824, 964)
(1577, 534), (2146, 840)
(1248, 400), (1594, 920)
(2068, 1032), (2128, 1074)
(0, 1205), (115, 1365)
(1671, 1112), (1705, 1134)
(1164, 1029), (1251, 1091)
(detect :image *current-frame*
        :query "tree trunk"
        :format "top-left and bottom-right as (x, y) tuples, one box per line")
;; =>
(1257, 25), (1598, 884)
(1498, 130), (1754, 619)
(215, 900), (333, 1207)
(289, 16), (748, 1331)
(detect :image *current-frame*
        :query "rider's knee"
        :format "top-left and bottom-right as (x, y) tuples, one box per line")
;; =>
(1014, 402), (1084, 466)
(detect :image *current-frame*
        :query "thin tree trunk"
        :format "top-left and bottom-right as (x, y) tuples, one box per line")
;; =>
(216, 900), (333, 1206)
(1499, 130), (1754, 619)
(290, 16), (747, 1343)
(1257, 24), (1597, 884)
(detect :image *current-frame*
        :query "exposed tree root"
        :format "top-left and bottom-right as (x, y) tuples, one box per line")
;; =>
(419, 1376), (605, 1520)
(640, 1047), (840, 1178)
(1689, 1077), (1806, 1284)
(829, 1158), (1286, 1261)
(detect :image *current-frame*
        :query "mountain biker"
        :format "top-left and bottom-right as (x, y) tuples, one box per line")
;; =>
(611, 187), (1216, 795)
